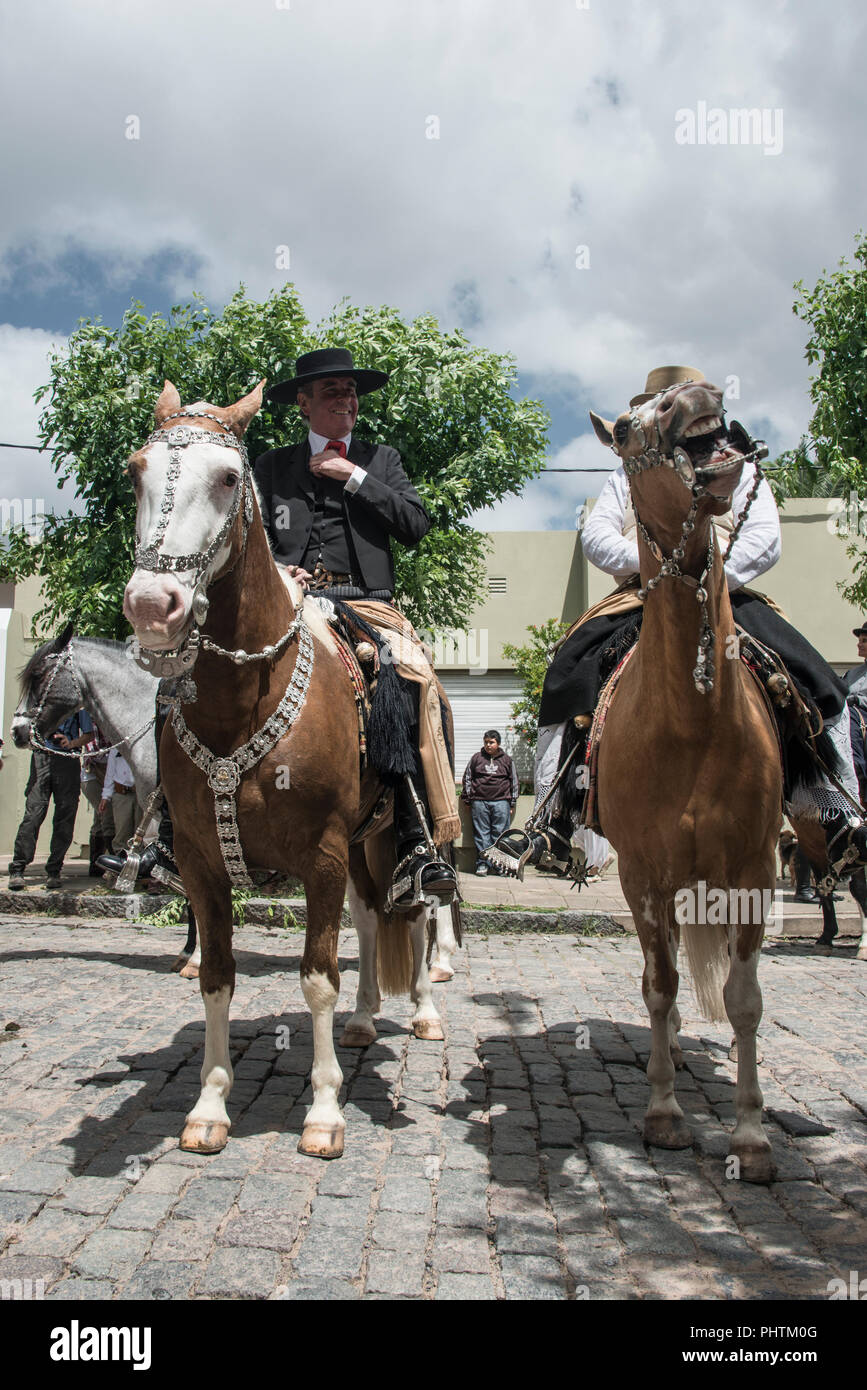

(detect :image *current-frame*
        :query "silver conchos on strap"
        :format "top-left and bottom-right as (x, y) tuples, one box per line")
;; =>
(170, 617), (314, 885)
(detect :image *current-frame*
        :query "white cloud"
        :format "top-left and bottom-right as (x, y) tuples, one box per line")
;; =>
(0, 0), (864, 518)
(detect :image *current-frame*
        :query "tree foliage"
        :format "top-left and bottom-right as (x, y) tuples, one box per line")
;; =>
(501, 618), (569, 744)
(0, 287), (548, 636)
(769, 234), (867, 607)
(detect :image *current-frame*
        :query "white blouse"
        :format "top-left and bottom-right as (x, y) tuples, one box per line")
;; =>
(581, 461), (782, 592)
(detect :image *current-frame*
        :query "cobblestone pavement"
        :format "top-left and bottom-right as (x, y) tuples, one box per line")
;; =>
(0, 914), (865, 1301)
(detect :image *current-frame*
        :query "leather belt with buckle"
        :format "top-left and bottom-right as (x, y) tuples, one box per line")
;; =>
(308, 565), (357, 590)
(112, 784), (134, 795)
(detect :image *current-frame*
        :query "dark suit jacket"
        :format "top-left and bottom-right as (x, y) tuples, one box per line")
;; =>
(253, 437), (430, 593)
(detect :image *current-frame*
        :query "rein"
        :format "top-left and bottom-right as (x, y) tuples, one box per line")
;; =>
(615, 404), (768, 695)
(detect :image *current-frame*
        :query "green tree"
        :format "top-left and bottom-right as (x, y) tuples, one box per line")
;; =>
(769, 232), (867, 603)
(1, 288), (548, 636)
(501, 618), (569, 744)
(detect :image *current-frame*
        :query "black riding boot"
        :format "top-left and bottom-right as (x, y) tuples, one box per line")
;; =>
(792, 847), (817, 903)
(388, 772), (458, 911)
(486, 723), (588, 880)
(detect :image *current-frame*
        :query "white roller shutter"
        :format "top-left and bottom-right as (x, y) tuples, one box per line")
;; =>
(437, 671), (534, 782)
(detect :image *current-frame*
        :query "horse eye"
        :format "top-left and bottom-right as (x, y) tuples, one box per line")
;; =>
(223, 472), (239, 488)
(614, 419), (630, 445)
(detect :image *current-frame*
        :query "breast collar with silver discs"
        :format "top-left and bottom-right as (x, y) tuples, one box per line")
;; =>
(611, 396), (768, 695)
(131, 406), (315, 886)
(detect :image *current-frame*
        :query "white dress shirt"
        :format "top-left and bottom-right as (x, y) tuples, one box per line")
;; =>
(102, 749), (135, 798)
(308, 430), (367, 495)
(581, 460), (782, 591)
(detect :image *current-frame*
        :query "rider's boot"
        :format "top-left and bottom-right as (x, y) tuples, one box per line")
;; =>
(388, 773), (458, 912)
(485, 718), (590, 880)
(792, 847), (817, 904)
(97, 802), (185, 894)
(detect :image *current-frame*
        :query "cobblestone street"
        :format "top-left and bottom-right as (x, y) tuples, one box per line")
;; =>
(1, 914), (865, 1301)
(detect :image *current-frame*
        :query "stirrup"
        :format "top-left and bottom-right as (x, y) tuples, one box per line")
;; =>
(817, 815), (867, 896)
(386, 845), (457, 914)
(149, 861), (186, 896)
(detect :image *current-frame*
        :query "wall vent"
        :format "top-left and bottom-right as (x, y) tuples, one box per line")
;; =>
(488, 576), (507, 594)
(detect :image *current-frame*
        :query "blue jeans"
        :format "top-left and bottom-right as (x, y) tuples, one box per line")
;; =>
(470, 799), (511, 865)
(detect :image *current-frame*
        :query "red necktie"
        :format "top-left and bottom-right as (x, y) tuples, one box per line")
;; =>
(326, 440), (347, 457)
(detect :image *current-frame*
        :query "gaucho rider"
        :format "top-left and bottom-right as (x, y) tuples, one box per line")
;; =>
(488, 365), (867, 882)
(102, 348), (459, 910)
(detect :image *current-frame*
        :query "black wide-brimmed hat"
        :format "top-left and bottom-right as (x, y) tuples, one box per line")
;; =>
(853, 622), (867, 637)
(265, 348), (389, 405)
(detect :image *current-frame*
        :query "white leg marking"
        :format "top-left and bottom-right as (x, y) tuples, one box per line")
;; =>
(186, 986), (233, 1127)
(430, 902), (457, 978)
(408, 908), (444, 1037)
(344, 880), (381, 1039)
(301, 971), (344, 1133)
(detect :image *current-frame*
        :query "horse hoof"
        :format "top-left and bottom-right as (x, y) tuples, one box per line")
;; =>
(339, 1025), (376, 1047)
(643, 1114), (693, 1150)
(412, 1018), (445, 1041)
(179, 1120), (229, 1153)
(170, 953), (189, 973)
(856, 945), (867, 961)
(179, 962), (200, 979)
(428, 966), (453, 983)
(734, 1146), (776, 1185)
(298, 1124), (344, 1159)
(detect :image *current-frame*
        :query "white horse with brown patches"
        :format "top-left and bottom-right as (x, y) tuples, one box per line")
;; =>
(122, 381), (445, 1159)
(589, 380), (780, 1184)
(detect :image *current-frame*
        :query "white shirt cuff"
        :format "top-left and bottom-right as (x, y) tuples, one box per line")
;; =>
(344, 466), (367, 494)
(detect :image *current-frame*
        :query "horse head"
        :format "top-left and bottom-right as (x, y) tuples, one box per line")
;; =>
(589, 379), (755, 561)
(12, 621), (76, 747)
(123, 379), (265, 653)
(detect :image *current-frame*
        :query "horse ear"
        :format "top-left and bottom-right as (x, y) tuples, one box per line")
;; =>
(589, 411), (615, 447)
(154, 381), (182, 425)
(224, 379), (266, 439)
(52, 621), (74, 653)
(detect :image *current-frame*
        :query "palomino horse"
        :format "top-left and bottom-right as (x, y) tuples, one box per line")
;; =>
(122, 381), (446, 1159)
(589, 381), (781, 1184)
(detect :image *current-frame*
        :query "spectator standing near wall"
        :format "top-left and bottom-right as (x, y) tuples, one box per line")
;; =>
(7, 712), (88, 890)
(462, 730), (518, 876)
(100, 749), (140, 859)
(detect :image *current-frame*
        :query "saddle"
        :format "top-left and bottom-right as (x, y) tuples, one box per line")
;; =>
(577, 625), (820, 837)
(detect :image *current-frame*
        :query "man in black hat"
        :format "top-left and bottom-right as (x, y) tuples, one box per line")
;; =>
(844, 623), (867, 696)
(253, 348), (457, 910)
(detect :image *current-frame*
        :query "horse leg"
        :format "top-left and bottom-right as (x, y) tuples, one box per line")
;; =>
(724, 928), (774, 1185)
(409, 904), (445, 1041)
(340, 871), (381, 1047)
(429, 902), (458, 983)
(298, 858), (346, 1159)
(171, 902), (200, 977)
(635, 901), (691, 1149)
(179, 886), (234, 1153)
(815, 891), (838, 955)
(850, 869), (867, 960)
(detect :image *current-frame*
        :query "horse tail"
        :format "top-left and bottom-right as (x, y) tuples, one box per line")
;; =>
(377, 917), (414, 997)
(681, 922), (728, 1023)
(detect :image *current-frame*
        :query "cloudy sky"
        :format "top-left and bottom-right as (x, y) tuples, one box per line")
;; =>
(1, 0), (865, 533)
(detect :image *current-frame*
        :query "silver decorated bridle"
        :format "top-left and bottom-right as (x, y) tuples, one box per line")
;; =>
(612, 395), (768, 695)
(24, 642), (155, 759)
(130, 407), (315, 887)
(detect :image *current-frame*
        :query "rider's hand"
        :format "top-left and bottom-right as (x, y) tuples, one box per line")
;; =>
(56, 734), (72, 749)
(309, 450), (354, 484)
(280, 565), (312, 593)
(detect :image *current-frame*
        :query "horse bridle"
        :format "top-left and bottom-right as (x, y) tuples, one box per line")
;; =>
(610, 394), (769, 695)
(25, 642), (155, 759)
(128, 407), (315, 887)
